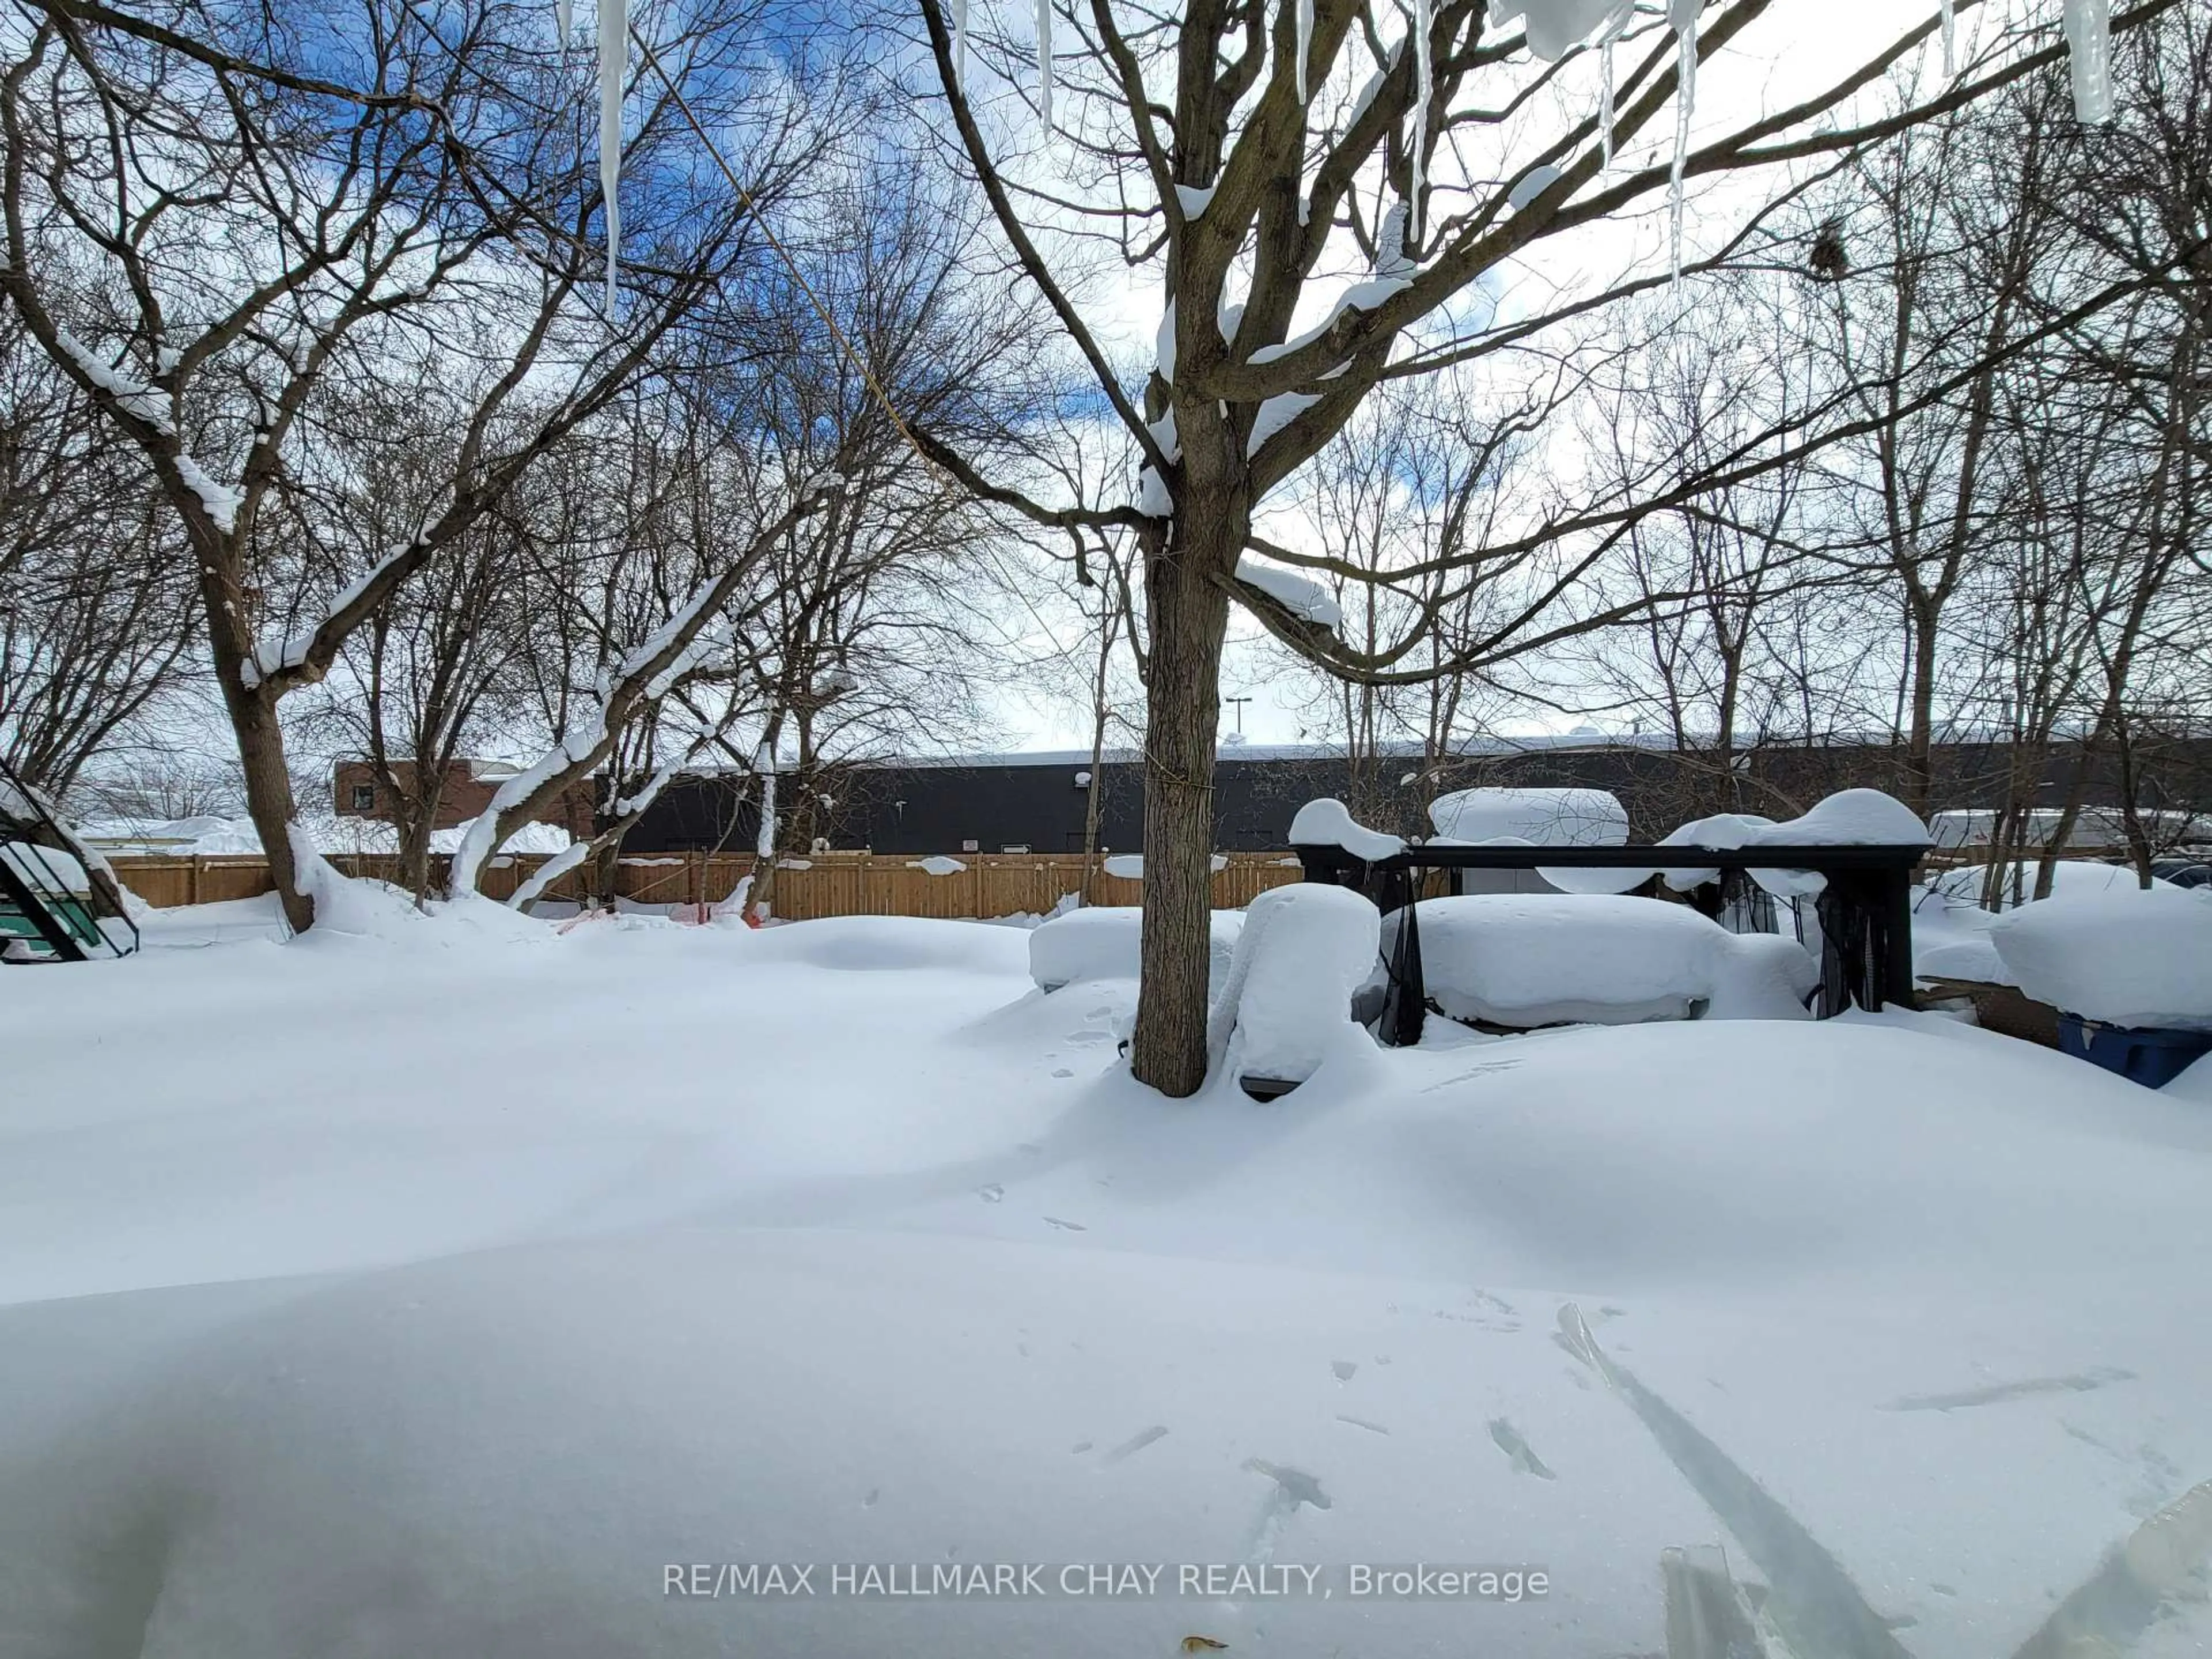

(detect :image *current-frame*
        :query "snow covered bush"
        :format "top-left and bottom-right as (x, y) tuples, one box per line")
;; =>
(1207, 882), (1381, 1088)
(1028, 906), (1243, 994)
(1388, 894), (1816, 1027)
(1991, 887), (2212, 1031)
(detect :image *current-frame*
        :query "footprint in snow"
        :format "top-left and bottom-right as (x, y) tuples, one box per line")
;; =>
(1331, 1359), (1358, 1382)
(1043, 1215), (1088, 1231)
(1051, 1067), (1074, 1079)
(978, 1184), (1005, 1203)
(1103, 1425), (1169, 1464)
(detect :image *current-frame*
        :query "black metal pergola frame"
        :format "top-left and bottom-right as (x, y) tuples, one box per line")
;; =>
(1292, 839), (1929, 1045)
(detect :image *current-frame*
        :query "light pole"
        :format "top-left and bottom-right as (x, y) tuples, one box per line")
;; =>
(1224, 696), (1252, 735)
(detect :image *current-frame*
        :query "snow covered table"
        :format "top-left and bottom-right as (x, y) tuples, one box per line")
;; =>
(1292, 792), (1931, 1041)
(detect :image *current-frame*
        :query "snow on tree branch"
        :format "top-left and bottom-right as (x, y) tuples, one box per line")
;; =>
(240, 543), (420, 691)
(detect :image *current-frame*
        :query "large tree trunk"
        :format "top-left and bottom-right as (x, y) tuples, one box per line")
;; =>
(229, 683), (312, 933)
(1130, 511), (1236, 1098)
(397, 805), (439, 903)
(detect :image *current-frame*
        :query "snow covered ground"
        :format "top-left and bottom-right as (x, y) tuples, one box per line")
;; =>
(3, 889), (2210, 1658)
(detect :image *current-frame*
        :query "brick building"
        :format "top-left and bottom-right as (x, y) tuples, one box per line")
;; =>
(332, 758), (595, 840)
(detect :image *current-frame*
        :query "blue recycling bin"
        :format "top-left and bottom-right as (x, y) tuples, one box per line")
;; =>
(2057, 1015), (2212, 1089)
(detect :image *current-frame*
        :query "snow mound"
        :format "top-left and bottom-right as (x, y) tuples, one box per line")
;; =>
(283, 843), (554, 950)
(1428, 786), (1627, 846)
(1929, 859), (2175, 911)
(1028, 906), (1243, 993)
(1287, 797), (1403, 860)
(2169, 1052), (2212, 1103)
(1915, 931), (2009, 984)
(1208, 882), (1380, 1085)
(1392, 894), (1816, 1027)
(1756, 787), (1929, 846)
(1991, 887), (2212, 1031)
(5, 903), (2212, 1655)
(907, 854), (967, 877)
(753, 915), (1033, 976)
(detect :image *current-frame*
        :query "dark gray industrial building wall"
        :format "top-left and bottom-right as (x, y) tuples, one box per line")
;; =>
(620, 737), (2212, 855)
(620, 756), (1358, 855)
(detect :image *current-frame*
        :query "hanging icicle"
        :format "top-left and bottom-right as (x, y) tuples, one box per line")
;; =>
(1666, 0), (1699, 282)
(597, 0), (626, 316)
(1599, 33), (1616, 171)
(2062, 0), (2112, 124)
(1410, 0), (1433, 241)
(1937, 0), (1956, 75)
(1037, 0), (1054, 133)
(1295, 0), (1314, 103)
(1596, 2), (1633, 176)
(951, 0), (969, 90)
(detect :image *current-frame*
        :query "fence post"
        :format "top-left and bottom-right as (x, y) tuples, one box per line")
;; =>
(189, 854), (202, 907)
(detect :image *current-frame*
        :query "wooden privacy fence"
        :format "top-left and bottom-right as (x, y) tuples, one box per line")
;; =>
(104, 850), (1310, 919)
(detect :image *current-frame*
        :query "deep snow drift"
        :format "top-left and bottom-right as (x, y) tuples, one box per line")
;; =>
(2, 889), (2209, 1658)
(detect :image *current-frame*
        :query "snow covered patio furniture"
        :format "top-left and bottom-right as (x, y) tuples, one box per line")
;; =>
(1027, 906), (1244, 995)
(0, 757), (139, 964)
(1382, 894), (1819, 1029)
(1424, 786), (1630, 896)
(1990, 887), (2212, 1089)
(1205, 883), (1380, 1097)
(1293, 790), (1931, 1044)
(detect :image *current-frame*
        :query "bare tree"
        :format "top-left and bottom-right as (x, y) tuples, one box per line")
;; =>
(903, 0), (2186, 1092)
(1, 0), (836, 929)
(0, 295), (193, 793)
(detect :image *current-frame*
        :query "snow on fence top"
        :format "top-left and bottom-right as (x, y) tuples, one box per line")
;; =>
(1427, 786), (1627, 847)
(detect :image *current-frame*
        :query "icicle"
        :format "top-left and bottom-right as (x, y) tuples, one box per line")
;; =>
(1937, 0), (1955, 75)
(556, 0), (573, 41)
(1410, 0), (1433, 241)
(1295, 0), (1313, 103)
(950, 0), (968, 89)
(1037, 0), (1054, 132)
(597, 0), (626, 316)
(1666, 0), (1698, 282)
(1600, 34), (1616, 171)
(2062, 0), (2111, 124)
